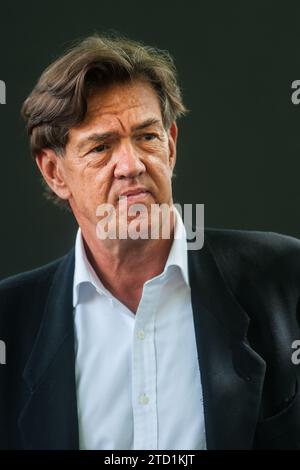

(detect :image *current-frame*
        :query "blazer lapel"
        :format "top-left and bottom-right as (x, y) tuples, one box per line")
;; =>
(188, 235), (266, 449)
(18, 249), (79, 450)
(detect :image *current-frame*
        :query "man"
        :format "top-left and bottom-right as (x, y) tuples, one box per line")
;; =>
(0, 34), (300, 450)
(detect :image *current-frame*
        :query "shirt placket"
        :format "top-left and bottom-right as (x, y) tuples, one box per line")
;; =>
(132, 282), (160, 450)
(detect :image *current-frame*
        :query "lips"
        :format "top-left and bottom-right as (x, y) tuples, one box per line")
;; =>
(119, 187), (150, 199)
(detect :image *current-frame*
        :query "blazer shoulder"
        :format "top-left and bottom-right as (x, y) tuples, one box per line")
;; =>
(0, 255), (67, 297)
(205, 227), (300, 257)
(205, 227), (300, 250)
(204, 228), (300, 283)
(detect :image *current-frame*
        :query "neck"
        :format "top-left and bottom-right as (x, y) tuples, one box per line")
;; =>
(79, 212), (175, 313)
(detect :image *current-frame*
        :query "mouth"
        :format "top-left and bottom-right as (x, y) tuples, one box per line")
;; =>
(119, 188), (151, 203)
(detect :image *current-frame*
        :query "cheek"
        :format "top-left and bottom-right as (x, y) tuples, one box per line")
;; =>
(67, 167), (101, 205)
(149, 157), (173, 181)
(150, 144), (173, 170)
(147, 163), (173, 200)
(93, 166), (115, 201)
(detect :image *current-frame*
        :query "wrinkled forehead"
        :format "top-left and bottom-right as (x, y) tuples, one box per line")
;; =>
(68, 80), (164, 144)
(84, 80), (162, 126)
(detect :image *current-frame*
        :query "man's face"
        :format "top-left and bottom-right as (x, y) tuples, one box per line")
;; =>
(39, 79), (177, 237)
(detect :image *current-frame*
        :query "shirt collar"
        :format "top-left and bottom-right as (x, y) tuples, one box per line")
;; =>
(73, 228), (107, 308)
(163, 205), (189, 287)
(73, 205), (189, 308)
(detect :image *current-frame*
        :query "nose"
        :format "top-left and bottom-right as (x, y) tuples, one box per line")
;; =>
(114, 140), (146, 179)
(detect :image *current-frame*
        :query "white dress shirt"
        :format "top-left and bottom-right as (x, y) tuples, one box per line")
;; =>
(73, 208), (206, 450)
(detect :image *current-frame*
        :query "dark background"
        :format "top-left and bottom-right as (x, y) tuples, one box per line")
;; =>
(0, 0), (300, 278)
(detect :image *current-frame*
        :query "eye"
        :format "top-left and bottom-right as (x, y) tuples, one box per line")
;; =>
(90, 144), (110, 154)
(144, 133), (156, 140)
(137, 133), (157, 141)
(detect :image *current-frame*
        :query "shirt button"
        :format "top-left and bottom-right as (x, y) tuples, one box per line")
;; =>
(139, 394), (150, 405)
(137, 330), (145, 340)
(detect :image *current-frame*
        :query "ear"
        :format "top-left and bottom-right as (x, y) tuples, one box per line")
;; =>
(35, 149), (71, 200)
(168, 122), (178, 173)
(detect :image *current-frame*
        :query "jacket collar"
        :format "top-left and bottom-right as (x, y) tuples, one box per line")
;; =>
(19, 248), (79, 449)
(188, 232), (266, 449)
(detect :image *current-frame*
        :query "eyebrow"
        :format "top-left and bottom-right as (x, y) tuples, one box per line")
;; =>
(75, 117), (162, 153)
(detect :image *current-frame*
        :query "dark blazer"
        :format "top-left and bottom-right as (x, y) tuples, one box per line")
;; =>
(0, 228), (300, 450)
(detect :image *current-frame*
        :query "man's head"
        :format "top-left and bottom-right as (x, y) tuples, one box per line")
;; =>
(21, 34), (187, 238)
